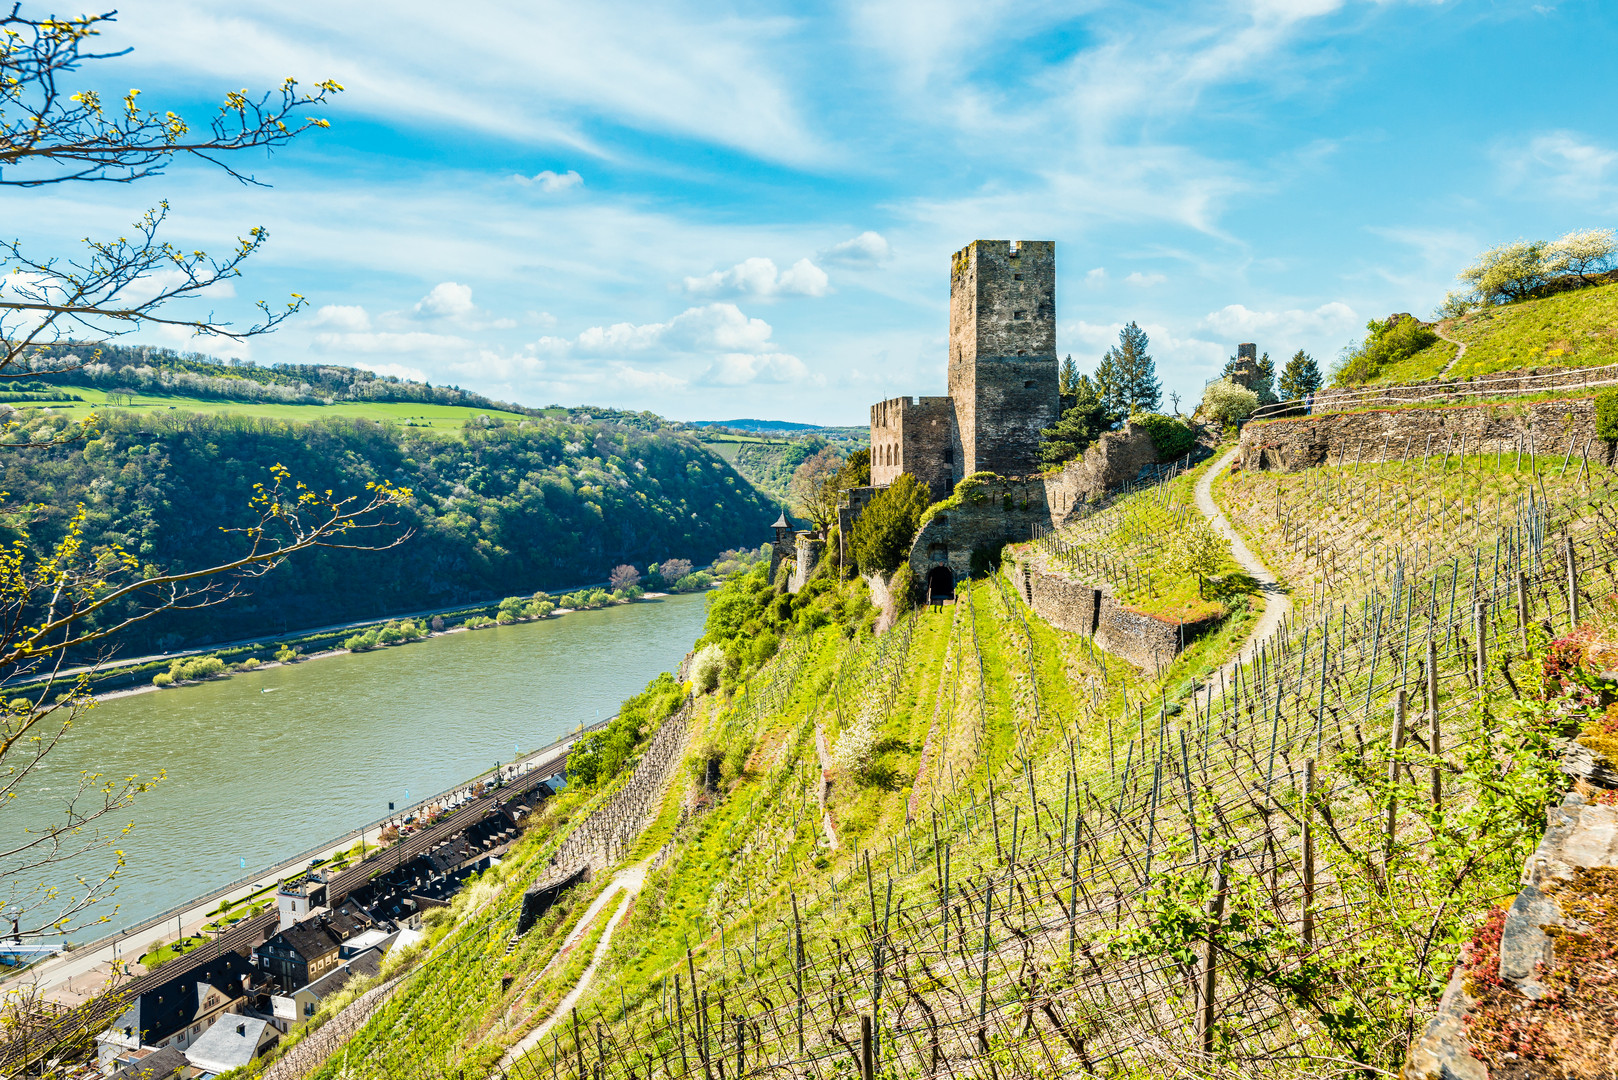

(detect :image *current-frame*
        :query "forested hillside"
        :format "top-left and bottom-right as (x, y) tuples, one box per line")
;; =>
(3, 408), (775, 655)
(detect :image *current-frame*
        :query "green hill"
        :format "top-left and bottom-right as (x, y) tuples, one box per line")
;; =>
(1369, 278), (1618, 384)
(4, 407), (775, 655)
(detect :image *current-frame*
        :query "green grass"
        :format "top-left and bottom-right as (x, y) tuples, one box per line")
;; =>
(138, 934), (208, 969)
(1374, 279), (1618, 384)
(21, 387), (535, 429)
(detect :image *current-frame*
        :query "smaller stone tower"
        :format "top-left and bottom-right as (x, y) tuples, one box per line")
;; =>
(768, 512), (794, 580)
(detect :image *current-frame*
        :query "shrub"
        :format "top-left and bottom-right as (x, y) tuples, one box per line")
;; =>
(673, 571), (713, 593)
(343, 631), (380, 651)
(273, 645), (299, 663)
(463, 615), (496, 629)
(235, 657), (261, 671)
(1129, 412), (1196, 462)
(1200, 377), (1260, 426)
(1331, 314), (1439, 386)
(609, 564), (641, 591)
(378, 624), (405, 644)
(652, 558), (692, 587)
(1598, 388), (1618, 442)
(496, 611), (516, 625)
(152, 672), (174, 686)
(850, 473), (930, 575)
(521, 600), (555, 619)
(689, 644), (724, 694)
(1460, 239), (1549, 305)
(497, 595), (526, 615)
(430, 615), (444, 632)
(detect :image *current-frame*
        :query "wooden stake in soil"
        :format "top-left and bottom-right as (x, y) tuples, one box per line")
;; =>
(1517, 571), (1531, 658)
(1385, 690), (1405, 868)
(1196, 855), (1229, 1056)
(860, 1014), (875, 1080)
(1301, 760), (1315, 948)
(1567, 534), (1580, 628)
(1427, 639), (1441, 807)
(1474, 602), (1488, 688)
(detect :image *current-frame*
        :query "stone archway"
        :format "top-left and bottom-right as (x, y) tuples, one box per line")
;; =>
(926, 565), (955, 603)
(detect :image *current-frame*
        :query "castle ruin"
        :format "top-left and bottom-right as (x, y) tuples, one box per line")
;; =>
(869, 240), (1060, 499)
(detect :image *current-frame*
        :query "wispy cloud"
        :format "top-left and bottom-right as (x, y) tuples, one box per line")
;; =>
(683, 257), (829, 299)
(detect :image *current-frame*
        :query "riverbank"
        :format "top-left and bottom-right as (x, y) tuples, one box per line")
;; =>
(89, 592), (685, 703)
(10, 593), (713, 957)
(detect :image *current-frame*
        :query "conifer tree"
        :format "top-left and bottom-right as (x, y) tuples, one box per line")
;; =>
(1058, 354), (1080, 396)
(1096, 322), (1160, 422)
(1278, 349), (1323, 399)
(1039, 374), (1109, 468)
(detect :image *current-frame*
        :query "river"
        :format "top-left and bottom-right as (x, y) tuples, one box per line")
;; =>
(17, 593), (709, 940)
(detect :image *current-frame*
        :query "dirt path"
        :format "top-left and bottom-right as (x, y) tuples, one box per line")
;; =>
(1192, 447), (1291, 704)
(1435, 324), (1469, 377)
(496, 862), (649, 1073)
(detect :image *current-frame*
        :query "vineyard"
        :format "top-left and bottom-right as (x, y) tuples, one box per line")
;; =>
(222, 443), (1618, 1080)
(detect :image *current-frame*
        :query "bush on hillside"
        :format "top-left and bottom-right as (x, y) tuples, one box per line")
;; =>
(1129, 412), (1196, 462)
(566, 672), (685, 787)
(1200, 378), (1260, 426)
(689, 644), (725, 694)
(1597, 388), (1618, 442)
(152, 672), (174, 686)
(1445, 229), (1618, 315)
(344, 630), (380, 651)
(649, 558), (693, 588)
(850, 473), (930, 576)
(1331, 315), (1439, 386)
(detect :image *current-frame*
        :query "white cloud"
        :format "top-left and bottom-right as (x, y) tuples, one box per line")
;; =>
(414, 281), (477, 319)
(820, 231), (892, 266)
(354, 360), (429, 381)
(1125, 271), (1167, 286)
(312, 330), (472, 354)
(1085, 267), (1108, 285)
(573, 303), (779, 356)
(1497, 131), (1618, 207)
(683, 257), (829, 299)
(312, 304), (371, 332)
(698, 352), (809, 386)
(516, 169), (584, 192)
(1202, 301), (1358, 345)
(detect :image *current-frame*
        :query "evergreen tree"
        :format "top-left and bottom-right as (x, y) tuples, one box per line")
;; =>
(1253, 351), (1277, 404)
(1058, 354), (1080, 396)
(849, 473), (930, 575)
(1096, 322), (1160, 422)
(1039, 374), (1109, 468)
(1278, 349), (1323, 399)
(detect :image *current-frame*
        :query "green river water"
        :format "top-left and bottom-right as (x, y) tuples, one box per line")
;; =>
(21, 593), (708, 940)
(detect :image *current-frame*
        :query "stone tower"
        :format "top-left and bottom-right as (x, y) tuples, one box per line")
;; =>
(946, 240), (1059, 478)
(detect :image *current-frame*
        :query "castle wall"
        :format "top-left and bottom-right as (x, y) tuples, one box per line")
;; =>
(948, 240), (1059, 479)
(869, 395), (955, 500)
(1041, 422), (1160, 523)
(907, 476), (1049, 585)
(788, 534), (824, 593)
(1002, 547), (1221, 672)
(1237, 396), (1613, 474)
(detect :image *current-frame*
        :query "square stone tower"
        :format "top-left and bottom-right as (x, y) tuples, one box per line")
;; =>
(946, 240), (1059, 478)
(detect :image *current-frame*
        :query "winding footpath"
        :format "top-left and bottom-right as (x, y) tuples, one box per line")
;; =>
(1192, 446), (1292, 704)
(1435, 324), (1469, 377)
(495, 861), (649, 1073)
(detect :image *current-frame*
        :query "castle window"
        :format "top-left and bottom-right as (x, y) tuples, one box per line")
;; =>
(1013, 311), (1027, 320)
(1017, 350), (1027, 356)
(1013, 274), (1023, 281)
(943, 447), (953, 464)
(1024, 380), (1035, 388)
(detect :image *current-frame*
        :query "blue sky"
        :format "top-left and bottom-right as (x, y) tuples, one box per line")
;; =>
(10, 0), (1617, 424)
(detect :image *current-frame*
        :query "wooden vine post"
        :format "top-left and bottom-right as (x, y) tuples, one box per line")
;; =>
(1196, 855), (1229, 1056)
(1300, 760), (1315, 948)
(1474, 603), (1488, 688)
(1567, 535), (1580, 628)
(1426, 639), (1441, 807)
(1517, 571), (1530, 658)
(1385, 690), (1405, 869)
(860, 1014), (875, 1080)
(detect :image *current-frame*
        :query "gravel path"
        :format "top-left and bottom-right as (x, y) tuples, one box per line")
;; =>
(1435, 324), (1469, 377)
(1192, 446), (1291, 704)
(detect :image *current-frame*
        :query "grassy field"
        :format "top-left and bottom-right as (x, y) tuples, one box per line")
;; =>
(1373, 279), (1618, 383)
(4, 386), (542, 429)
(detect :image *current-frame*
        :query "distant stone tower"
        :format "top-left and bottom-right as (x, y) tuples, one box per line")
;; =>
(946, 240), (1059, 478)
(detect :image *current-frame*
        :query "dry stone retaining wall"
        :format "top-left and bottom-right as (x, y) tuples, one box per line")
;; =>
(1002, 548), (1220, 671)
(1239, 396), (1613, 474)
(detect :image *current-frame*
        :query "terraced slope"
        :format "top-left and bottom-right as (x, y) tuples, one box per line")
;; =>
(1372, 279), (1618, 384)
